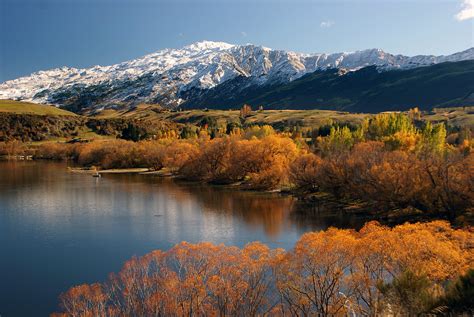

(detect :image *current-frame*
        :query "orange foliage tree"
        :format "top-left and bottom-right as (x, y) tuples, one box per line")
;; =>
(54, 221), (473, 316)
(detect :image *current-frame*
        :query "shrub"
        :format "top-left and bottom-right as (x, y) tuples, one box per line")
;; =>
(54, 221), (474, 316)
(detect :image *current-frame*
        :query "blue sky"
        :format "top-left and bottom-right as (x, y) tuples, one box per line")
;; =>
(0, 0), (473, 82)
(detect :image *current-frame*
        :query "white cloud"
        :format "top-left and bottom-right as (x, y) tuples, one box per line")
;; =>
(455, 0), (474, 21)
(320, 20), (335, 28)
(241, 31), (247, 37)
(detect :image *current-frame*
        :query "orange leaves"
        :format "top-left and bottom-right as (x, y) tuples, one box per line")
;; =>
(47, 133), (301, 190)
(275, 228), (357, 316)
(0, 140), (27, 156)
(32, 126), (471, 215)
(54, 222), (473, 316)
(58, 283), (107, 317)
(292, 139), (473, 217)
(176, 135), (299, 189)
(289, 152), (323, 191)
(389, 221), (472, 281)
(244, 135), (298, 189)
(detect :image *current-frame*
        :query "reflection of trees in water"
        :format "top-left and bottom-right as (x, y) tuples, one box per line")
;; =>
(177, 185), (296, 237)
(1, 162), (364, 236)
(0, 161), (50, 189)
(290, 201), (365, 231)
(109, 175), (296, 237)
(106, 174), (366, 236)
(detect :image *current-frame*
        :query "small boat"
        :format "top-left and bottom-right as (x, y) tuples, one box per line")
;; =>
(92, 172), (101, 178)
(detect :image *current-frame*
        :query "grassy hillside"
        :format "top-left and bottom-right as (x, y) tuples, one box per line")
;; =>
(424, 106), (474, 130)
(2, 98), (472, 142)
(0, 102), (175, 142)
(92, 106), (474, 131)
(0, 100), (77, 116)
(92, 105), (369, 130)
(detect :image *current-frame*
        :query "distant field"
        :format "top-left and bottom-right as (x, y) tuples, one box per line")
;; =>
(244, 109), (367, 129)
(92, 105), (369, 129)
(2, 100), (473, 143)
(425, 106), (474, 129)
(3, 99), (473, 130)
(92, 105), (474, 130)
(0, 100), (77, 116)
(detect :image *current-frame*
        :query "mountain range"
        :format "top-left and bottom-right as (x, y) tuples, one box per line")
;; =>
(1, 41), (473, 113)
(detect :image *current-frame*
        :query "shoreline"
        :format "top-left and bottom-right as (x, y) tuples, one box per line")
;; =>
(67, 165), (467, 227)
(2, 160), (470, 227)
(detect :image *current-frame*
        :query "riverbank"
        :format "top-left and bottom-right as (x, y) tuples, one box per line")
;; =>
(67, 164), (474, 227)
(4, 155), (473, 226)
(2, 110), (472, 225)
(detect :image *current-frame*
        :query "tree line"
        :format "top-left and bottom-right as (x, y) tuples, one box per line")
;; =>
(3, 112), (469, 220)
(52, 221), (473, 316)
(0, 113), (175, 142)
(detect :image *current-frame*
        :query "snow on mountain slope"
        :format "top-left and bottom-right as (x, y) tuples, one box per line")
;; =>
(1, 41), (473, 110)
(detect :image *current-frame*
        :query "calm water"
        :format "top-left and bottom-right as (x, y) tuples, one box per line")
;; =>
(0, 161), (363, 316)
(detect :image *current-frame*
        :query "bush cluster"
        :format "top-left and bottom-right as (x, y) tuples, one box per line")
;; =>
(52, 221), (474, 316)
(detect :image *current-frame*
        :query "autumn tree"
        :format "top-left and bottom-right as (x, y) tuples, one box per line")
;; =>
(422, 152), (474, 219)
(0, 140), (26, 157)
(57, 283), (108, 317)
(408, 107), (421, 121)
(420, 121), (447, 155)
(317, 126), (354, 156)
(239, 104), (252, 119)
(289, 152), (323, 191)
(54, 221), (474, 316)
(243, 125), (275, 139)
(274, 228), (357, 316)
(366, 113), (416, 141)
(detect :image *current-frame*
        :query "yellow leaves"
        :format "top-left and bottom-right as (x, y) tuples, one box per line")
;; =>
(34, 122), (470, 214)
(383, 130), (420, 151)
(317, 125), (355, 156)
(243, 124), (274, 139)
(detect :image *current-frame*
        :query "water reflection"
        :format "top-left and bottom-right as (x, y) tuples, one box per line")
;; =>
(105, 174), (363, 237)
(148, 180), (296, 237)
(0, 161), (364, 316)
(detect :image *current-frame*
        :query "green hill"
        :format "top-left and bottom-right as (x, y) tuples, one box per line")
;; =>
(0, 100), (77, 116)
(182, 61), (474, 113)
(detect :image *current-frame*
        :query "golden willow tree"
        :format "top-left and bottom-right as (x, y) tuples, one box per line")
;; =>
(52, 221), (473, 317)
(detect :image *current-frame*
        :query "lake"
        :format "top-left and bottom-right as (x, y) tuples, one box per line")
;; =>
(0, 161), (363, 316)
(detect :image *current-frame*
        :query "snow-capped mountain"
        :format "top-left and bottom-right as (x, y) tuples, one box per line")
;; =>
(1, 41), (473, 111)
